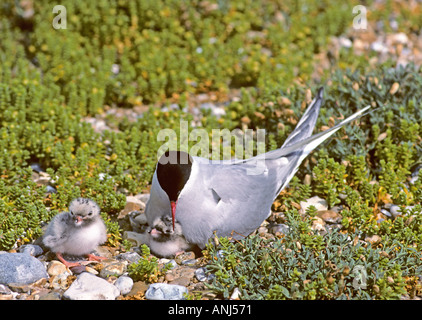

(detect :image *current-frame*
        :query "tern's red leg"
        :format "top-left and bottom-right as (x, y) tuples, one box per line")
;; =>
(86, 253), (107, 262)
(56, 252), (82, 268)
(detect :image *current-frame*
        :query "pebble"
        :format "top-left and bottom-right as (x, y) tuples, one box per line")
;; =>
(45, 185), (57, 193)
(116, 251), (142, 264)
(269, 223), (290, 235)
(381, 208), (393, 219)
(18, 244), (44, 257)
(49, 273), (72, 291)
(85, 266), (99, 275)
(39, 292), (61, 300)
(63, 272), (120, 300)
(258, 226), (268, 235)
(181, 259), (198, 267)
(371, 41), (389, 54)
(114, 276), (134, 295)
(299, 196), (328, 215)
(390, 32), (409, 45)
(230, 287), (241, 300)
(99, 261), (127, 278)
(195, 267), (214, 282)
(70, 265), (88, 274)
(145, 283), (188, 300)
(317, 210), (343, 224)
(0, 253), (49, 285)
(167, 267), (196, 287)
(120, 196), (146, 217)
(389, 205), (402, 218)
(128, 211), (148, 232)
(340, 37), (353, 49)
(365, 234), (382, 246)
(0, 284), (15, 300)
(47, 261), (69, 276)
(30, 163), (44, 173)
(164, 259), (178, 270)
(311, 216), (327, 234)
(175, 251), (195, 265)
(123, 231), (149, 247)
(127, 281), (149, 296)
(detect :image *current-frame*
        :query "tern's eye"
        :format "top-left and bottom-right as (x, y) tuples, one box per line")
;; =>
(88, 212), (93, 216)
(70, 211), (74, 215)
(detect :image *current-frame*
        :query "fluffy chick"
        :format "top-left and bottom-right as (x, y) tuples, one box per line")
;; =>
(148, 215), (194, 258)
(42, 198), (107, 268)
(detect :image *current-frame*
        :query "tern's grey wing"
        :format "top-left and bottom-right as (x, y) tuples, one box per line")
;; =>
(42, 212), (70, 250)
(176, 160), (281, 248)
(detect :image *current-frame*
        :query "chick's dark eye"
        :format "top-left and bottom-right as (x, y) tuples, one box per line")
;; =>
(88, 212), (93, 216)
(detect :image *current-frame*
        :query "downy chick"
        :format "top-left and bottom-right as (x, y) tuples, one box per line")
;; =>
(148, 215), (194, 258)
(42, 198), (107, 268)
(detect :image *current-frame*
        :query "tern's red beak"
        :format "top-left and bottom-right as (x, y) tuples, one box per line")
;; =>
(170, 201), (177, 231)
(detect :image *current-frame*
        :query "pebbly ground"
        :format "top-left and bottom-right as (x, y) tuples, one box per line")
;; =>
(1, 188), (413, 300)
(0, 189), (339, 300)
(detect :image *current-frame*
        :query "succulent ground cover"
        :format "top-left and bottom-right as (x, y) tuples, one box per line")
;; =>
(0, 0), (421, 299)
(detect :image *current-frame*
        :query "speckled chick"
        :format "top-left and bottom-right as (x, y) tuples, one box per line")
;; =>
(42, 198), (107, 268)
(149, 215), (194, 258)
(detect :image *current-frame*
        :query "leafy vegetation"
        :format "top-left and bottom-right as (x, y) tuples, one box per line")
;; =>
(128, 244), (171, 283)
(0, 0), (421, 299)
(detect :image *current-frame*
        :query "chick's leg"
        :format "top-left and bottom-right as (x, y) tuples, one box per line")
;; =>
(56, 252), (82, 268)
(86, 253), (107, 262)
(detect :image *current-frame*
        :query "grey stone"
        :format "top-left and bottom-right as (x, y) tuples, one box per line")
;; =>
(45, 185), (57, 194)
(128, 211), (148, 232)
(116, 252), (142, 264)
(19, 244), (43, 257)
(181, 259), (198, 267)
(390, 205), (402, 218)
(0, 253), (48, 285)
(63, 272), (120, 300)
(145, 283), (188, 300)
(0, 284), (13, 295)
(30, 163), (44, 173)
(195, 267), (208, 282)
(165, 259), (178, 270)
(175, 251), (195, 264)
(381, 208), (392, 218)
(114, 276), (134, 295)
(123, 231), (149, 247)
(270, 224), (290, 235)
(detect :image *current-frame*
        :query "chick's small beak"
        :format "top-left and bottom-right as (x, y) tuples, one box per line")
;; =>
(170, 201), (177, 231)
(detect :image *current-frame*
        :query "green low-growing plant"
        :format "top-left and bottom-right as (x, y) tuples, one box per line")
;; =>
(127, 244), (172, 283)
(0, 0), (421, 301)
(205, 209), (422, 300)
